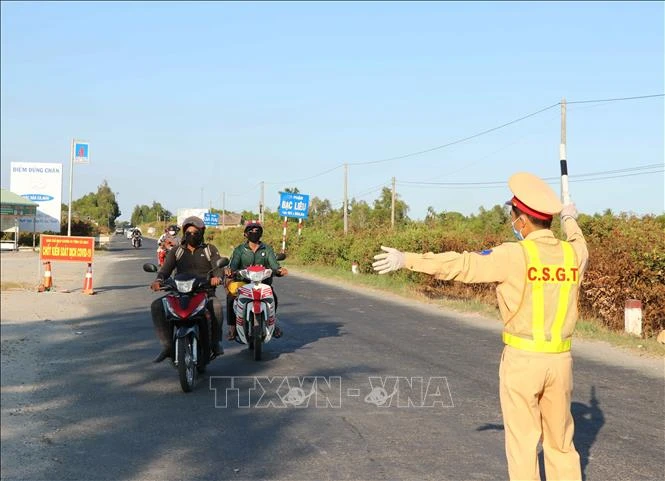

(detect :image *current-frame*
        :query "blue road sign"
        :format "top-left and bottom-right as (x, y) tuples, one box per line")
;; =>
(203, 212), (219, 226)
(278, 193), (310, 219)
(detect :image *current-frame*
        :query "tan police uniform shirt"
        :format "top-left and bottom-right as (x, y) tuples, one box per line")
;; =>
(403, 218), (588, 327)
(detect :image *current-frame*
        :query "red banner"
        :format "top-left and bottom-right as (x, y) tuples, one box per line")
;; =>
(40, 235), (94, 263)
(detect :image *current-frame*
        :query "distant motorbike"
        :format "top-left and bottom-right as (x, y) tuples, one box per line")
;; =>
(132, 235), (142, 249)
(144, 258), (229, 392)
(231, 254), (286, 361)
(157, 238), (178, 266)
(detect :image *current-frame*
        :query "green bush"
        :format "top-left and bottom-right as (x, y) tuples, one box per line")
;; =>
(224, 213), (665, 338)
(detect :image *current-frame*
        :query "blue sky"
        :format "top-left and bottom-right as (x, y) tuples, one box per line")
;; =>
(2, 1), (663, 221)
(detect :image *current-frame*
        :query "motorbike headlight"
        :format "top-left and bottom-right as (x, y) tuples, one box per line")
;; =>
(174, 278), (195, 293)
(248, 269), (272, 283)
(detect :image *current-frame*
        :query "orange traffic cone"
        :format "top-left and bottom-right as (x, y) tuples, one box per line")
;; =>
(83, 263), (95, 295)
(42, 261), (53, 291)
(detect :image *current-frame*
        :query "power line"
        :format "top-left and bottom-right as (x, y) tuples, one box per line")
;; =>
(398, 164), (663, 187)
(225, 183), (261, 198)
(330, 182), (389, 205)
(560, 164), (663, 179)
(264, 164), (343, 186)
(555, 168), (663, 184)
(348, 94), (664, 168)
(257, 92), (663, 187)
(567, 93), (664, 105)
(348, 102), (561, 167)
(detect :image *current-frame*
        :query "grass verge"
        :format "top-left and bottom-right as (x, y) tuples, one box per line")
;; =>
(285, 260), (665, 358)
(0, 281), (33, 291)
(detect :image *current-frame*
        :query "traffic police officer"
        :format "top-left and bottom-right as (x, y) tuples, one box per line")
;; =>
(373, 172), (588, 480)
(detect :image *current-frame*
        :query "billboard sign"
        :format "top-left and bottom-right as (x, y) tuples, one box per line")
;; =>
(278, 192), (310, 219)
(176, 208), (209, 228)
(10, 162), (63, 232)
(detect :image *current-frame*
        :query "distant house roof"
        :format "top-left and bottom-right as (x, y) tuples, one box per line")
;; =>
(0, 188), (38, 216)
(220, 212), (242, 226)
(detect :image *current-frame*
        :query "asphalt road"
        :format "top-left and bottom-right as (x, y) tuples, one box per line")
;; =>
(2, 236), (663, 481)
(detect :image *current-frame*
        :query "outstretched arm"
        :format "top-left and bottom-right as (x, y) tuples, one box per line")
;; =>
(374, 244), (517, 284)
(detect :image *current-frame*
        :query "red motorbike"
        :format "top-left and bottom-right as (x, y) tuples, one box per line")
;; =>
(143, 258), (228, 392)
(157, 238), (178, 267)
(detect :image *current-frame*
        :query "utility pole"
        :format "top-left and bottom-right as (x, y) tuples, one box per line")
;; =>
(259, 181), (265, 224)
(560, 97), (570, 204)
(222, 192), (226, 228)
(391, 176), (396, 229)
(343, 163), (348, 235)
(67, 139), (74, 236)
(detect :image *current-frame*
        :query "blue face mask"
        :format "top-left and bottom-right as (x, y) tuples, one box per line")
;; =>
(511, 217), (524, 241)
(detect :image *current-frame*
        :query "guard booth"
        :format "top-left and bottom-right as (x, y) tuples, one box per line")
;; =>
(0, 189), (38, 251)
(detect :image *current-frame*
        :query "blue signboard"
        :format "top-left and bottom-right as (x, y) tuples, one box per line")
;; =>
(74, 142), (90, 164)
(203, 212), (219, 226)
(278, 193), (310, 219)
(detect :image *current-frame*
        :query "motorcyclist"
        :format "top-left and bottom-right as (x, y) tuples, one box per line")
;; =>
(149, 216), (225, 363)
(157, 224), (180, 266)
(131, 228), (142, 247)
(225, 220), (287, 340)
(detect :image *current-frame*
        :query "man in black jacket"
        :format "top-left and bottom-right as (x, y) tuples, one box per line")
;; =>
(149, 216), (225, 362)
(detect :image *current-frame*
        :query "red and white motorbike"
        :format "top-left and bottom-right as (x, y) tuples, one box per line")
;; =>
(232, 265), (279, 361)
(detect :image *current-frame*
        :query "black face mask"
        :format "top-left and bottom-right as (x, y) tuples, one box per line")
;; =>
(246, 232), (261, 243)
(185, 231), (203, 247)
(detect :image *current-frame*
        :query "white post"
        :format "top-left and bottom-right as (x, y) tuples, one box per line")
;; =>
(298, 218), (303, 237)
(624, 299), (643, 337)
(67, 139), (74, 236)
(281, 216), (288, 253)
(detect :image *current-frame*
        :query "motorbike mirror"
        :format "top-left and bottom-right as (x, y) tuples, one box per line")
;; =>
(216, 257), (230, 268)
(276, 253), (287, 261)
(143, 263), (158, 273)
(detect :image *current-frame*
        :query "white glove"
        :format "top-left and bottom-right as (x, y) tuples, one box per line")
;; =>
(560, 202), (578, 220)
(372, 246), (405, 275)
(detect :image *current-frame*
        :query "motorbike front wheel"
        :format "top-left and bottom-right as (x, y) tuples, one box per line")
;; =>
(177, 335), (196, 392)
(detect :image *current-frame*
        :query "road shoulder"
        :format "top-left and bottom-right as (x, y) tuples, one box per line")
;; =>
(287, 267), (665, 380)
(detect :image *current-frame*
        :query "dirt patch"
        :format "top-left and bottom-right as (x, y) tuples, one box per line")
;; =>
(1, 250), (115, 479)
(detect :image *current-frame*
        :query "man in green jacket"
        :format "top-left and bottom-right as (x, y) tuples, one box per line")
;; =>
(224, 221), (288, 340)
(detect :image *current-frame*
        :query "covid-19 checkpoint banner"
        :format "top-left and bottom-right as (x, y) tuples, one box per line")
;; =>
(10, 162), (63, 233)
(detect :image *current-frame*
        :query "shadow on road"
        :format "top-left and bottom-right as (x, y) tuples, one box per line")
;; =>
(0, 291), (350, 480)
(476, 385), (605, 481)
(572, 386), (605, 481)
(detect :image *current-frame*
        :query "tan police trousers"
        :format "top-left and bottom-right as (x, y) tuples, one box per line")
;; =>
(499, 345), (582, 481)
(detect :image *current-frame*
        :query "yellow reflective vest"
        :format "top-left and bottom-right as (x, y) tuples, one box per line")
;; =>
(502, 239), (579, 353)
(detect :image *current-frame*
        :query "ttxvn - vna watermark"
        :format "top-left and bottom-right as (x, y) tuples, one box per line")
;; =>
(209, 376), (454, 409)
